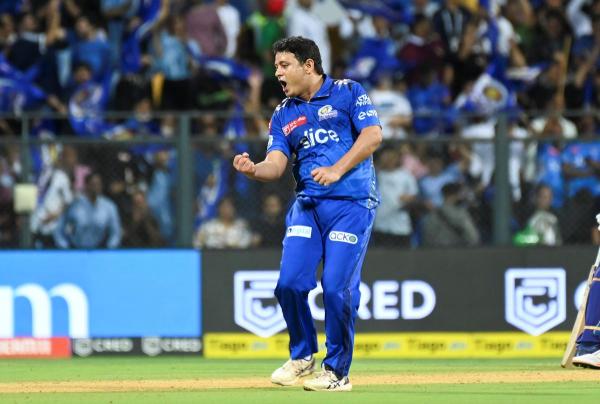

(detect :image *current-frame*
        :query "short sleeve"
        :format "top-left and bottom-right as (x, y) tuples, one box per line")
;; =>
(266, 111), (291, 158)
(349, 82), (381, 133)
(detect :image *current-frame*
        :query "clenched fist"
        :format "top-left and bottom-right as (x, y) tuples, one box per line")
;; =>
(311, 166), (341, 187)
(233, 152), (256, 177)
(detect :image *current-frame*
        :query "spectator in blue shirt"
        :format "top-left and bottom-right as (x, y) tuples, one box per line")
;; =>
(419, 148), (464, 208)
(151, 14), (198, 110)
(407, 66), (452, 136)
(54, 172), (122, 249)
(71, 15), (111, 82)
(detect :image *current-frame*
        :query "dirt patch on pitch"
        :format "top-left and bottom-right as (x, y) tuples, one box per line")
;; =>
(0, 370), (600, 393)
(1, 371), (598, 393)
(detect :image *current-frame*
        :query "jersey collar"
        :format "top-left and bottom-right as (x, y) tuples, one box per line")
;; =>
(292, 75), (333, 103)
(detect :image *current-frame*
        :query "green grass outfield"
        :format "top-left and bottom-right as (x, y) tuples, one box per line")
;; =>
(0, 357), (598, 403)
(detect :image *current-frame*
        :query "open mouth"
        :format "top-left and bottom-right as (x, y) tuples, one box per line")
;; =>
(279, 80), (288, 93)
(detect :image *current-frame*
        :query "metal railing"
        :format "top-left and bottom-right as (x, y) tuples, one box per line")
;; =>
(0, 109), (596, 248)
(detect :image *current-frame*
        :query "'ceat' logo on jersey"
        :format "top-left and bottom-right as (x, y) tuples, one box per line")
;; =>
(283, 116), (307, 136)
(358, 109), (378, 120)
(301, 128), (340, 149)
(318, 105), (338, 121)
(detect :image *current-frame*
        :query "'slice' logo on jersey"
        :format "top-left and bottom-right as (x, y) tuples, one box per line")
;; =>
(283, 116), (307, 136)
(318, 105), (338, 121)
(301, 128), (340, 149)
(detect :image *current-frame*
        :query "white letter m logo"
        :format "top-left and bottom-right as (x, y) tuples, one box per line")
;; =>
(0, 283), (89, 338)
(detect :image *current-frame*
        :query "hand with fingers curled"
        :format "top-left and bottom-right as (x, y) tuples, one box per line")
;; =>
(233, 152), (256, 177)
(311, 166), (342, 187)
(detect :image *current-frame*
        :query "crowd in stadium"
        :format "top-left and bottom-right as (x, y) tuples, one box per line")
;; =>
(1, 0), (600, 248)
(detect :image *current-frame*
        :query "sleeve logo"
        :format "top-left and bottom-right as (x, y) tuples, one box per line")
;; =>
(358, 110), (378, 120)
(355, 94), (372, 107)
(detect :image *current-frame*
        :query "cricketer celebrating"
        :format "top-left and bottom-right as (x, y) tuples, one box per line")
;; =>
(233, 36), (382, 391)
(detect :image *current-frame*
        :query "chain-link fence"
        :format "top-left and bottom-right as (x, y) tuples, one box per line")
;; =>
(0, 110), (599, 249)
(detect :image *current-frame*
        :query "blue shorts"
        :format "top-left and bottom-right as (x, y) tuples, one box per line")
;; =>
(274, 196), (375, 377)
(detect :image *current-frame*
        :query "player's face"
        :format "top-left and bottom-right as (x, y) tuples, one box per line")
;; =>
(274, 52), (307, 97)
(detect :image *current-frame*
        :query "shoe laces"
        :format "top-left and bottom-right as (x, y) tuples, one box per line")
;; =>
(283, 358), (311, 373)
(315, 368), (340, 382)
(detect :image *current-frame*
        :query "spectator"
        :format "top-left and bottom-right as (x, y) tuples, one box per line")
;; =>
(253, 192), (286, 247)
(400, 142), (429, 179)
(345, 15), (401, 85)
(286, 0), (331, 73)
(122, 188), (164, 247)
(561, 123), (600, 201)
(54, 172), (122, 249)
(419, 148), (464, 209)
(216, 0), (241, 59)
(524, 184), (562, 246)
(0, 147), (18, 246)
(0, 13), (16, 52)
(397, 13), (444, 86)
(185, 0), (227, 57)
(70, 14), (111, 82)
(433, 0), (471, 57)
(147, 149), (174, 242)
(372, 146), (419, 247)
(30, 148), (75, 248)
(369, 73), (412, 139)
(422, 182), (480, 246)
(407, 66), (452, 137)
(150, 14), (197, 111)
(100, 0), (140, 68)
(194, 196), (255, 249)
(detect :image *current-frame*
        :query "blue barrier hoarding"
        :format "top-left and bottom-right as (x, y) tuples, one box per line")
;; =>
(0, 250), (201, 338)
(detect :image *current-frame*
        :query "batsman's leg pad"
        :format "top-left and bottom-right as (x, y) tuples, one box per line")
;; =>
(578, 267), (600, 346)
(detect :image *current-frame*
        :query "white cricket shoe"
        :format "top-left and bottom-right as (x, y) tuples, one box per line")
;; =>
(573, 348), (600, 369)
(271, 357), (315, 386)
(303, 367), (352, 392)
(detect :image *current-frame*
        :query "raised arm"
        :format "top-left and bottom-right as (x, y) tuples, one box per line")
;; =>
(233, 150), (288, 182)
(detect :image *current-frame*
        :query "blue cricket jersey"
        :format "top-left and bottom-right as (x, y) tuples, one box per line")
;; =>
(267, 76), (381, 208)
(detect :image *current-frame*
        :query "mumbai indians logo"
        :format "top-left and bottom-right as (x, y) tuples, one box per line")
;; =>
(504, 268), (566, 336)
(318, 105), (338, 121)
(234, 271), (285, 337)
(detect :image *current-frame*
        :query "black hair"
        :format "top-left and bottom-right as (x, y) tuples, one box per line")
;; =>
(272, 36), (324, 75)
(410, 13), (428, 32)
(84, 172), (100, 185)
(73, 62), (93, 73)
(441, 182), (462, 199)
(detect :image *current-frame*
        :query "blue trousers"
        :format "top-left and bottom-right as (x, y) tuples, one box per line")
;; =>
(274, 196), (375, 377)
(578, 266), (600, 346)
